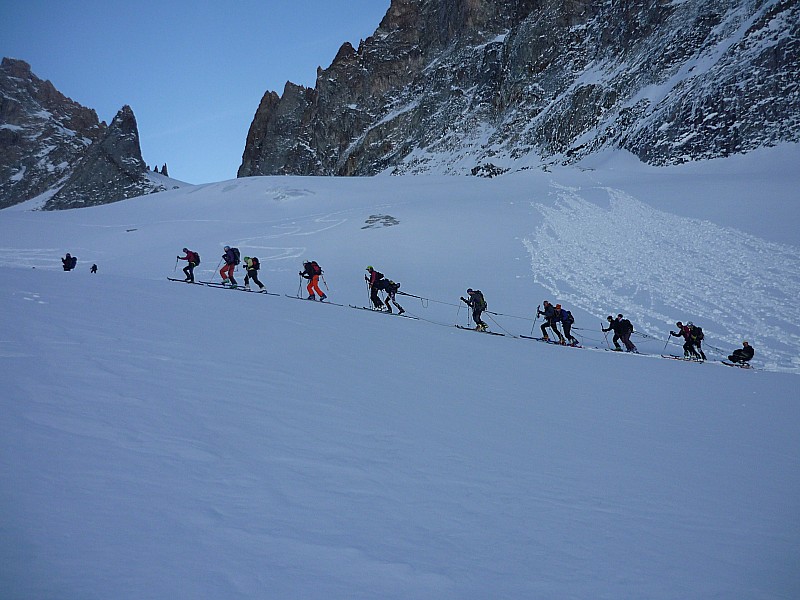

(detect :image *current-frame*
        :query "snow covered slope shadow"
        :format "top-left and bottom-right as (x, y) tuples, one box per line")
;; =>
(1, 266), (799, 600)
(525, 183), (800, 372)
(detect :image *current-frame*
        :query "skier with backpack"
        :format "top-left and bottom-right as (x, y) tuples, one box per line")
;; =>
(537, 301), (565, 343)
(300, 260), (326, 301)
(460, 289), (488, 331)
(243, 256), (265, 291)
(670, 321), (702, 360)
(365, 266), (386, 310)
(383, 280), (404, 314)
(603, 314), (637, 352)
(220, 245), (240, 287)
(177, 247), (200, 282)
(688, 322), (707, 360)
(556, 304), (579, 346)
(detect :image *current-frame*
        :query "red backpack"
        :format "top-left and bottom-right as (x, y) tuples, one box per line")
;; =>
(310, 261), (322, 275)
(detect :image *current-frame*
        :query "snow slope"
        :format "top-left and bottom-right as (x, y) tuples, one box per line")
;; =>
(1, 145), (799, 598)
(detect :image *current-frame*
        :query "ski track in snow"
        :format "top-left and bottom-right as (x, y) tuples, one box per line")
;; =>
(524, 183), (800, 372)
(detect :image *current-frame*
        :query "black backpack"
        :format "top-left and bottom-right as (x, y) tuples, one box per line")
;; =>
(621, 318), (633, 334)
(231, 247), (240, 265)
(251, 257), (260, 270)
(385, 280), (400, 293)
(564, 310), (574, 324)
(690, 325), (704, 341)
(473, 290), (487, 311)
(190, 251), (200, 265)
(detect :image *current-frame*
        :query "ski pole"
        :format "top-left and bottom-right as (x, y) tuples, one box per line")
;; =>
(173, 256), (178, 272)
(297, 276), (303, 298)
(321, 273), (329, 291)
(530, 305), (540, 336)
(602, 325), (611, 349)
(663, 333), (672, 351)
(214, 258), (223, 281)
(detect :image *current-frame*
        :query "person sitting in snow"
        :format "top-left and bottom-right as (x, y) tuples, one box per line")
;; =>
(728, 341), (754, 365)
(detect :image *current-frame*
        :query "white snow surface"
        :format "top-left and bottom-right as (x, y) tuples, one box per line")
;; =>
(1, 145), (799, 599)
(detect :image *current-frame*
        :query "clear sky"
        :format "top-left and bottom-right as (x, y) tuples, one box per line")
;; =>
(1, 1), (391, 184)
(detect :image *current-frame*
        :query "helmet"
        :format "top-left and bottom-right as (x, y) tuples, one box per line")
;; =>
(607, 316), (613, 321)
(467, 288), (473, 294)
(676, 321), (683, 327)
(617, 314), (623, 318)
(182, 247), (188, 252)
(243, 256), (250, 261)
(366, 265), (373, 271)
(224, 245), (230, 251)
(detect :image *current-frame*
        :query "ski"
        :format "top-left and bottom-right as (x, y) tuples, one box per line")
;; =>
(722, 361), (753, 369)
(520, 335), (571, 346)
(200, 281), (279, 296)
(661, 354), (704, 363)
(285, 294), (343, 306)
(348, 305), (419, 319)
(455, 325), (504, 336)
(167, 277), (203, 285)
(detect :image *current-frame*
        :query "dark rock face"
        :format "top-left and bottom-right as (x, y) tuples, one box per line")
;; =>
(239, 0), (800, 176)
(0, 58), (105, 208)
(44, 105), (163, 210)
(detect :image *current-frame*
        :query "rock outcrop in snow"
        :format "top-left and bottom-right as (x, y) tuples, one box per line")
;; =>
(239, 0), (800, 177)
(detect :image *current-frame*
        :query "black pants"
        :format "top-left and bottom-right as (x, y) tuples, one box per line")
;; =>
(563, 322), (577, 343)
(694, 341), (707, 360)
(541, 319), (563, 340)
(183, 262), (195, 281)
(472, 308), (486, 327)
(728, 350), (749, 363)
(244, 269), (264, 288)
(683, 340), (701, 358)
(370, 284), (384, 308)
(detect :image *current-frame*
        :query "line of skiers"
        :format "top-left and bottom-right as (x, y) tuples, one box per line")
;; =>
(171, 251), (755, 364)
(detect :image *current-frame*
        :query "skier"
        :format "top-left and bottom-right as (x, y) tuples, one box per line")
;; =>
(90, 264), (98, 274)
(728, 341), (754, 364)
(177, 247), (199, 282)
(670, 321), (702, 360)
(383, 280), (405, 314)
(300, 260), (326, 300)
(61, 253), (77, 271)
(365, 266), (386, 309)
(602, 314), (637, 352)
(556, 304), (579, 346)
(460, 288), (487, 331)
(688, 322), (707, 361)
(537, 301), (565, 343)
(220, 245), (239, 287)
(242, 256), (265, 291)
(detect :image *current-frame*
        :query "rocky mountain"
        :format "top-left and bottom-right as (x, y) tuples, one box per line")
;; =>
(0, 58), (166, 210)
(239, 0), (800, 177)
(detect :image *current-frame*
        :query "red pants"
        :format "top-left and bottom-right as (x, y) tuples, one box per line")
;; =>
(307, 275), (324, 297)
(220, 264), (235, 281)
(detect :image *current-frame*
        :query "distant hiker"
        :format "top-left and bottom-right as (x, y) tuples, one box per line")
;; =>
(537, 301), (564, 342)
(728, 341), (754, 364)
(688, 322), (707, 361)
(177, 247), (200, 282)
(243, 256), (265, 291)
(220, 245), (240, 287)
(300, 260), (326, 300)
(670, 321), (702, 360)
(90, 264), (98, 274)
(603, 314), (637, 352)
(556, 304), (579, 346)
(383, 280), (405, 314)
(460, 288), (487, 331)
(61, 253), (77, 271)
(365, 266), (385, 309)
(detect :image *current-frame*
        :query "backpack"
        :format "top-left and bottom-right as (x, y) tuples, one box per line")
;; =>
(310, 261), (322, 276)
(563, 310), (574, 324)
(690, 325), (704, 341)
(385, 280), (400, 293)
(621, 318), (633, 334)
(231, 247), (240, 265)
(472, 290), (487, 311)
(190, 251), (200, 265)
(251, 257), (260, 270)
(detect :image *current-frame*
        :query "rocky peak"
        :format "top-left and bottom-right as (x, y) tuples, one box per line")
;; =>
(1, 57), (105, 208)
(44, 105), (163, 210)
(238, 0), (799, 177)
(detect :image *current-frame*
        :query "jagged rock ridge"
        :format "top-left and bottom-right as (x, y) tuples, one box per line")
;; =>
(0, 58), (105, 208)
(239, 0), (800, 177)
(1, 58), (168, 210)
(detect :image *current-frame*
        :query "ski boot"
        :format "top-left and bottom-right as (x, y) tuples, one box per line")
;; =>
(307, 294), (316, 301)
(542, 334), (550, 341)
(320, 294), (327, 301)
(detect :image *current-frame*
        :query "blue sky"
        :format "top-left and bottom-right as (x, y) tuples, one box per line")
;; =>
(1, 1), (391, 184)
